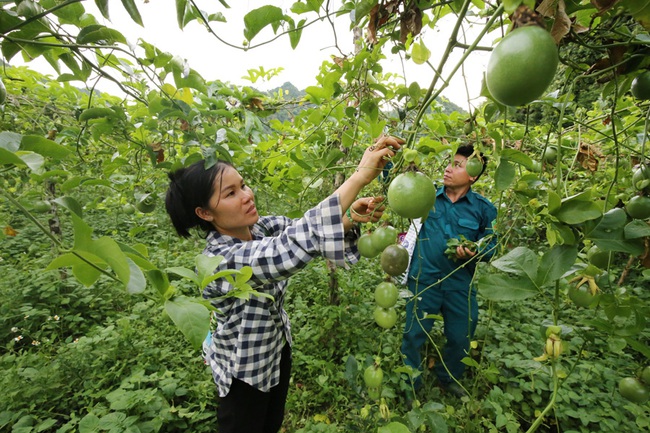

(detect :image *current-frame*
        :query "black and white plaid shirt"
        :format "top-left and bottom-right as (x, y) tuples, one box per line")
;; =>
(202, 194), (360, 397)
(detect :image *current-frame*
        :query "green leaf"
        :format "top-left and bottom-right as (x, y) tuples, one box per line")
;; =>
(624, 219), (650, 239)
(494, 159), (516, 191)
(126, 258), (146, 294)
(166, 266), (201, 286)
(0, 131), (21, 152)
(547, 190), (561, 214)
(536, 244), (578, 287)
(554, 200), (602, 225)
(477, 274), (539, 301)
(0, 147), (26, 167)
(243, 6), (284, 42)
(147, 269), (170, 297)
(287, 17), (305, 49)
(90, 236), (130, 285)
(95, 0), (110, 19)
(164, 296), (211, 350)
(491, 246), (539, 281)
(120, 0), (144, 26)
(76, 25), (126, 45)
(501, 148), (534, 169)
(21, 135), (72, 160)
(176, 0), (188, 29)
(196, 254), (224, 282)
(70, 213), (93, 251)
(17, 152), (44, 173)
(378, 422), (412, 433)
(411, 40), (431, 65)
(353, 0), (377, 25)
(52, 196), (83, 217)
(46, 251), (104, 287)
(291, 0), (323, 13)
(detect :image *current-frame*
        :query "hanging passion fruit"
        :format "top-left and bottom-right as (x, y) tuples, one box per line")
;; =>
(486, 26), (559, 107)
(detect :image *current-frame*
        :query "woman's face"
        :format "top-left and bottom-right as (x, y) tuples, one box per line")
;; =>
(196, 165), (258, 239)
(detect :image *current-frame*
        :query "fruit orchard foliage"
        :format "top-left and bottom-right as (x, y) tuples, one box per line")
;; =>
(1, 1), (650, 432)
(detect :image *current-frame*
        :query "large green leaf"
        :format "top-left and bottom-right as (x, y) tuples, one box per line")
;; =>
(164, 296), (211, 350)
(501, 148), (534, 170)
(21, 135), (72, 160)
(46, 251), (104, 287)
(90, 237), (130, 286)
(243, 6), (284, 41)
(0, 131), (21, 152)
(478, 274), (539, 301)
(490, 246), (539, 281)
(494, 159), (516, 191)
(554, 200), (602, 225)
(535, 244), (578, 287)
(0, 148), (26, 167)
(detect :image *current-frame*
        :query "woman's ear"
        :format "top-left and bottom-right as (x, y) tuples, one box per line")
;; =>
(195, 207), (213, 222)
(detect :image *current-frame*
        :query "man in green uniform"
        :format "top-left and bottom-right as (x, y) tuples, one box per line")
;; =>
(400, 144), (497, 397)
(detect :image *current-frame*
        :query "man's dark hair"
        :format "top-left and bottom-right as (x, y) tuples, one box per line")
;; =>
(457, 144), (488, 182)
(165, 159), (234, 238)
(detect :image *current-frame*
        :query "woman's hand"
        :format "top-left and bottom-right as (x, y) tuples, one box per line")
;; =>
(354, 135), (403, 186)
(350, 196), (386, 224)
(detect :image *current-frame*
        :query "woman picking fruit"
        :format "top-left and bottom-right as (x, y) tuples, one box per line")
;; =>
(164, 135), (402, 433)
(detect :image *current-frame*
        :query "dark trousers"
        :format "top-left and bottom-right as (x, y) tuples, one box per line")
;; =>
(401, 280), (478, 388)
(217, 343), (292, 433)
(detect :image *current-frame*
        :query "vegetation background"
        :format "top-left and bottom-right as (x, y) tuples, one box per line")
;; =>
(1, 1), (649, 432)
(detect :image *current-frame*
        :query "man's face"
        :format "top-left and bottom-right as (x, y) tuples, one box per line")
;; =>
(443, 154), (475, 188)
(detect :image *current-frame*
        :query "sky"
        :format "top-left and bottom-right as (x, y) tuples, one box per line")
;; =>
(16, 0), (496, 108)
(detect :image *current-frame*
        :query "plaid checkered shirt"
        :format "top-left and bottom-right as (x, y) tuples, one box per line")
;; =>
(202, 194), (360, 397)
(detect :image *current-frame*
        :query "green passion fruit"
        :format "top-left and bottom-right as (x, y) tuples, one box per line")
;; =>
(136, 193), (157, 213)
(625, 195), (650, 220)
(632, 165), (650, 190)
(587, 245), (611, 269)
(380, 244), (410, 276)
(371, 226), (398, 252)
(618, 377), (650, 404)
(363, 365), (384, 388)
(374, 281), (399, 308)
(387, 171), (436, 219)
(631, 71), (650, 100)
(358, 233), (381, 258)
(373, 306), (398, 329)
(465, 158), (483, 177)
(486, 25), (559, 107)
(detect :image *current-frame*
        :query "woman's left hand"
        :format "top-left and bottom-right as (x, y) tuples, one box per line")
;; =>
(350, 196), (386, 224)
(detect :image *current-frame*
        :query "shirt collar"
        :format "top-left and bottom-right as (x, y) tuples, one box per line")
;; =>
(439, 186), (475, 203)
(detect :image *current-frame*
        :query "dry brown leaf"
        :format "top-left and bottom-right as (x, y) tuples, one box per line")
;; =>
(551, 1), (571, 43)
(590, 0), (620, 12)
(576, 142), (604, 172)
(400, 6), (422, 43)
(536, 0), (557, 17)
(4, 225), (17, 236)
(368, 1), (401, 45)
(248, 97), (265, 110)
(512, 5), (545, 29)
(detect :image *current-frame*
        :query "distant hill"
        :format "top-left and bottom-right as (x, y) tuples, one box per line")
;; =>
(264, 82), (467, 119)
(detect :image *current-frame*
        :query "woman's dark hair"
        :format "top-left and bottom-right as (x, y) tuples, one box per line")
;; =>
(457, 144), (488, 182)
(165, 159), (233, 238)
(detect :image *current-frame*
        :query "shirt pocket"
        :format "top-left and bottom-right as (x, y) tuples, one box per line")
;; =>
(457, 218), (480, 240)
